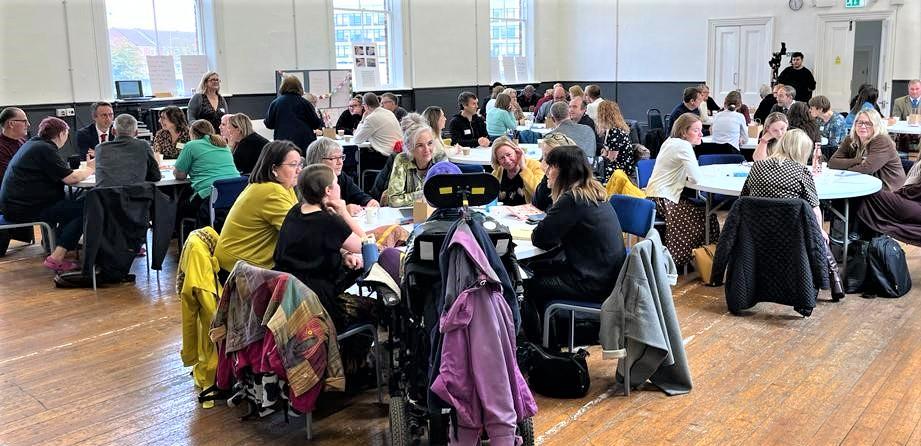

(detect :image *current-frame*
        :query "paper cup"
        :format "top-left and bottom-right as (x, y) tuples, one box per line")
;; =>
(364, 206), (379, 225)
(462, 147), (471, 156)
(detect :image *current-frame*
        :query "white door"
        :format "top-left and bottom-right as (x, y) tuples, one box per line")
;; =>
(738, 24), (769, 106)
(817, 21), (855, 113)
(709, 20), (771, 108)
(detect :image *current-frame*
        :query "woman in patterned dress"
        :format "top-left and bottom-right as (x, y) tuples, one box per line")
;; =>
(594, 99), (635, 183)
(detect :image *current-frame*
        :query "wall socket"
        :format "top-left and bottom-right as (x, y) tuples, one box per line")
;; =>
(55, 108), (75, 117)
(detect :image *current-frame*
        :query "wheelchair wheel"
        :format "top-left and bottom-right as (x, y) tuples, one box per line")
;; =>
(389, 396), (411, 446)
(519, 418), (535, 446)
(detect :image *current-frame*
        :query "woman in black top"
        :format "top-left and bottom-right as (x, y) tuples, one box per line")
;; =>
(0, 117), (95, 272)
(264, 75), (325, 152)
(305, 137), (379, 215)
(522, 145), (627, 343)
(274, 164), (367, 329)
(221, 113), (269, 175)
(187, 71), (228, 131)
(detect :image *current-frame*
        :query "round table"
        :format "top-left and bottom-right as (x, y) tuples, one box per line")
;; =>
(447, 143), (541, 165)
(701, 136), (827, 150)
(687, 163), (882, 273)
(74, 159), (188, 189)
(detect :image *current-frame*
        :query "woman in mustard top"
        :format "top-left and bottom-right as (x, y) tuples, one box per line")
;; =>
(214, 140), (301, 272)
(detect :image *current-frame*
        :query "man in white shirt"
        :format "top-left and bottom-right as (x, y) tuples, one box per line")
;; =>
(352, 92), (402, 156)
(585, 85), (603, 121)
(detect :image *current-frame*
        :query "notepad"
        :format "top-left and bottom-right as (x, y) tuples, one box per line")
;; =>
(510, 227), (533, 241)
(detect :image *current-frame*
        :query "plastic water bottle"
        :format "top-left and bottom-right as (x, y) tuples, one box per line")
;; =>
(812, 144), (823, 175)
(360, 235), (379, 274)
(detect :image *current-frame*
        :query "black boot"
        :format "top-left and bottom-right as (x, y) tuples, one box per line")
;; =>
(826, 246), (845, 302)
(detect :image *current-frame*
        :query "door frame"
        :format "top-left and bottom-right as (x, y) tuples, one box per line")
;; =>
(706, 16), (774, 104)
(816, 11), (897, 115)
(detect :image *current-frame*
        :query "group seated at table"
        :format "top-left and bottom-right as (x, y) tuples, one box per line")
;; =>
(174, 119), (241, 230)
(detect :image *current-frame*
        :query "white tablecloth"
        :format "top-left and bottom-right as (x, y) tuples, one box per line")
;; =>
(688, 163), (882, 200)
(447, 143), (541, 165)
(701, 136), (827, 150)
(74, 159), (188, 188)
(886, 120), (921, 135)
(516, 124), (551, 135)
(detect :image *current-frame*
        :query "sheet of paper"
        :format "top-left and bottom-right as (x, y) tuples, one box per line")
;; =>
(514, 57), (529, 82)
(146, 55), (176, 95)
(329, 70), (352, 108)
(307, 71), (331, 109)
(180, 55), (208, 96)
(491, 58), (501, 84)
(355, 67), (380, 91)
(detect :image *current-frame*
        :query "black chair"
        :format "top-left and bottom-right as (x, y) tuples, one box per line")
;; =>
(358, 147), (389, 191)
(902, 158), (914, 174)
(647, 108), (664, 130)
(695, 142), (739, 158)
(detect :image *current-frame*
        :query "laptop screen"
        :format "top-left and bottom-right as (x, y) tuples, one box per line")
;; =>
(116, 80), (143, 99)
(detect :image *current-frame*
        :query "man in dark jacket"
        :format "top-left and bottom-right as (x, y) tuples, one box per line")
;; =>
(75, 101), (115, 160)
(448, 91), (490, 148)
(776, 52), (816, 102)
(94, 114), (161, 188)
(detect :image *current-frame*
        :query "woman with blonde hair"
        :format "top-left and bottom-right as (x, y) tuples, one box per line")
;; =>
(594, 100), (635, 181)
(828, 109), (905, 192)
(221, 113), (269, 175)
(174, 119), (241, 230)
(521, 145), (626, 343)
(568, 85), (584, 101)
(753, 111), (789, 161)
(645, 112), (719, 267)
(489, 136), (543, 205)
(741, 129), (845, 300)
(532, 132), (577, 210)
(385, 124), (447, 206)
(188, 71), (228, 131)
(502, 87), (525, 122)
(264, 75), (325, 152)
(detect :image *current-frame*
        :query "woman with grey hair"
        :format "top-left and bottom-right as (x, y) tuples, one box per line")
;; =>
(305, 137), (378, 214)
(384, 124), (447, 206)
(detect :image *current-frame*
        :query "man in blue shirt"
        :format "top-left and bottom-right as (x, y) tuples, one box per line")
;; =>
(668, 87), (702, 134)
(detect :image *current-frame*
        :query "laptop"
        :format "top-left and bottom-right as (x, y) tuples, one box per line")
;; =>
(115, 80), (151, 100)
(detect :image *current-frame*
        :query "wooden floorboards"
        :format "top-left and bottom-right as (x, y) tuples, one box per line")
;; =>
(1, 239), (919, 445)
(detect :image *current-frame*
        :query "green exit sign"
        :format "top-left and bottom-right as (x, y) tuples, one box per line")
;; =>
(845, 0), (866, 7)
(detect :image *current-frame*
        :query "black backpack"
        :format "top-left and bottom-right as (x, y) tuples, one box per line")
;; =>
(846, 235), (912, 298)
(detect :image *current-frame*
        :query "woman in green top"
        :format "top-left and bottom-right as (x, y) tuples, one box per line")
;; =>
(486, 93), (517, 137)
(174, 119), (241, 228)
(384, 123), (446, 207)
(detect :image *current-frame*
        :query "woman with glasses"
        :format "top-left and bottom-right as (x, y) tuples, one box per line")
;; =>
(489, 135), (543, 206)
(828, 109), (906, 192)
(305, 137), (379, 215)
(220, 113), (268, 175)
(153, 106), (191, 159)
(188, 71), (228, 132)
(335, 96), (364, 135)
(214, 140), (302, 273)
(385, 123), (447, 207)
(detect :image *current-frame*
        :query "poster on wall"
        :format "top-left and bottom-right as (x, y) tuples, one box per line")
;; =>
(146, 55), (176, 96)
(307, 71), (331, 109)
(180, 55), (209, 96)
(352, 42), (380, 90)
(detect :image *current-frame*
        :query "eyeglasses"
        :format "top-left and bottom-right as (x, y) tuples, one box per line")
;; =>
(277, 161), (304, 168)
(855, 121), (874, 128)
(323, 155), (346, 162)
(10, 119), (29, 124)
(208, 78), (221, 82)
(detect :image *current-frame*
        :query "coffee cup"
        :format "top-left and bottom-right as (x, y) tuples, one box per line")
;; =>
(462, 147), (471, 156)
(887, 117), (898, 126)
(337, 129), (345, 137)
(364, 206), (379, 224)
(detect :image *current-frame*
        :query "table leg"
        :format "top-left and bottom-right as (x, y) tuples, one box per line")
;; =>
(824, 199), (850, 276)
(704, 194), (712, 246)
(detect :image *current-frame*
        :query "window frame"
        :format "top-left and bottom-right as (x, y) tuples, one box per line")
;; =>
(488, 0), (533, 83)
(102, 0), (208, 98)
(330, 0), (404, 89)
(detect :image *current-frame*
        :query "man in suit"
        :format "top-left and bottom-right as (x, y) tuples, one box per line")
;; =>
(76, 101), (115, 160)
(891, 79), (921, 152)
(94, 114), (161, 188)
(769, 84), (796, 115)
(546, 102), (596, 160)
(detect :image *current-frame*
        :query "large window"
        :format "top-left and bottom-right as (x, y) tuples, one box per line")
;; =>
(332, 0), (393, 86)
(490, 0), (529, 82)
(106, 0), (205, 97)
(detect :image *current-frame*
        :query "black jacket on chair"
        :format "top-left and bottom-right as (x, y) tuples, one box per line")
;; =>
(82, 183), (176, 281)
(712, 197), (828, 315)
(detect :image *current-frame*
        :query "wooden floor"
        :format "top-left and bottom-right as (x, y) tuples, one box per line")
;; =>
(1, 237), (920, 446)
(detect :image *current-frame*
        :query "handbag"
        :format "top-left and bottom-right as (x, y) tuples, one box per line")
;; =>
(693, 244), (718, 285)
(521, 343), (590, 398)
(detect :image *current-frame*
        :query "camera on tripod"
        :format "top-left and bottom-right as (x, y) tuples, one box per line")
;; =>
(769, 42), (787, 84)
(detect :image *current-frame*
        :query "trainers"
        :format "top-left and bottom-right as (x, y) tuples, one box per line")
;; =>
(44, 256), (79, 273)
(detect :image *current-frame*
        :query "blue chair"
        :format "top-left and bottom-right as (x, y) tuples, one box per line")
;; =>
(456, 163), (485, 173)
(636, 159), (656, 189)
(209, 176), (250, 226)
(698, 154), (745, 166)
(609, 194), (657, 248)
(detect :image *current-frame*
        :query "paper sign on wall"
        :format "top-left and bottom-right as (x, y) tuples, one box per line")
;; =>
(180, 55), (209, 96)
(501, 57), (517, 83)
(515, 57), (529, 82)
(329, 70), (352, 108)
(307, 71), (331, 109)
(147, 55), (176, 95)
(353, 43), (380, 90)
(834, 56), (842, 65)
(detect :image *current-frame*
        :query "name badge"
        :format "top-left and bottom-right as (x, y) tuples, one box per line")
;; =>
(463, 129), (472, 135)
(176, 142), (185, 150)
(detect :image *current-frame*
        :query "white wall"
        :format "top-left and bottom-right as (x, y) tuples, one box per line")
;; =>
(1, 0), (918, 106)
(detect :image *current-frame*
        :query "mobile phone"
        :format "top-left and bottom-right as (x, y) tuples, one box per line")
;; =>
(526, 213), (546, 224)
